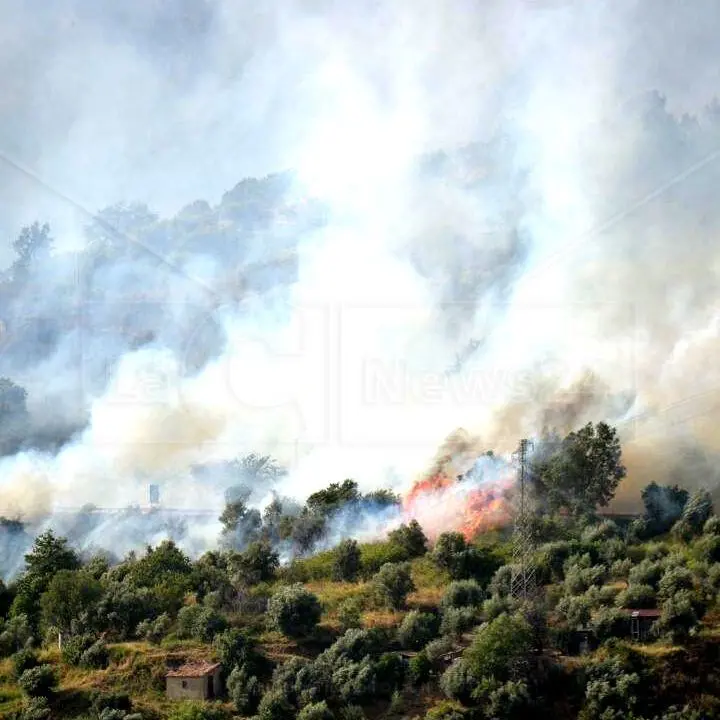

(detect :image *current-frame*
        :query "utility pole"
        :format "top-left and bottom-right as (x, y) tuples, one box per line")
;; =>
(510, 438), (536, 601)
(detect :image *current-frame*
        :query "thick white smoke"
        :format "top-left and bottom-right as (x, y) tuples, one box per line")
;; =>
(2, 0), (720, 571)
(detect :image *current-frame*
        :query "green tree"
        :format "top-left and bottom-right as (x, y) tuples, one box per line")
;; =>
(641, 483), (689, 535)
(306, 479), (360, 515)
(681, 489), (714, 535)
(464, 613), (534, 682)
(227, 663), (262, 715)
(372, 563), (415, 609)
(536, 422), (626, 515)
(333, 539), (361, 582)
(398, 611), (439, 650)
(431, 532), (498, 582)
(12, 531), (80, 626)
(18, 665), (56, 698)
(267, 584), (322, 637)
(388, 520), (428, 558)
(231, 540), (279, 585)
(39, 570), (101, 635)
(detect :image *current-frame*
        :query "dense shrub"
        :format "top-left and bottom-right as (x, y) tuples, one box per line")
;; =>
(704, 516), (720, 536)
(359, 541), (409, 577)
(375, 652), (407, 697)
(11, 649), (39, 679)
(372, 562), (415, 609)
(0, 614), (33, 656)
(80, 638), (110, 669)
(424, 700), (468, 720)
(487, 565), (513, 599)
(440, 607), (477, 637)
(337, 598), (363, 630)
(136, 612), (171, 644)
(432, 533), (499, 582)
(213, 628), (263, 676)
(556, 595), (592, 629)
(409, 650), (433, 686)
(333, 539), (361, 582)
(227, 663), (262, 715)
(590, 607), (628, 641)
(658, 567), (694, 602)
(298, 701), (335, 720)
(167, 701), (229, 720)
(61, 634), (96, 666)
(387, 520), (428, 558)
(615, 583), (657, 609)
(439, 658), (478, 704)
(482, 595), (513, 621)
(629, 559), (664, 589)
(398, 611), (439, 650)
(18, 665), (56, 698)
(18, 697), (51, 720)
(267, 584), (322, 637)
(440, 580), (484, 610)
(654, 590), (704, 642)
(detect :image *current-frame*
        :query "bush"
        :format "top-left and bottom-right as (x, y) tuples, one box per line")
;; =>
(80, 638), (109, 669)
(18, 665), (56, 698)
(615, 584), (657, 609)
(482, 595), (513, 621)
(375, 652), (407, 697)
(61, 634), (96, 666)
(298, 701), (335, 720)
(439, 658), (478, 704)
(137, 612), (171, 643)
(629, 560), (664, 589)
(11, 649), (39, 679)
(257, 690), (295, 720)
(337, 598), (363, 630)
(425, 636), (455, 665)
(440, 607), (477, 637)
(333, 539), (361, 582)
(372, 562), (415, 609)
(694, 535), (720, 564)
(19, 697), (51, 720)
(425, 700), (468, 720)
(590, 607), (628, 641)
(704, 516), (720, 536)
(359, 541), (409, 577)
(431, 532), (499, 582)
(654, 590), (704, 642)
(91, 691), (132, 715)
(658, 567), (694, 602)
(213, 628), (262, 675)
(409, 650), (432, 686)
(440, 580), (484, 610)
(0, 614), (33, 656)
(398, 611), (439, 650)
(610, 558), (632, 580)
(556, 595), (592, 629)
(388, 520), (428, 558)
(167, 701), (229, 720)
(464, 613), (533, 682)
(267, 584), (322, 637)
(227, 663), (262, 715)
(488, 565), (513, 598)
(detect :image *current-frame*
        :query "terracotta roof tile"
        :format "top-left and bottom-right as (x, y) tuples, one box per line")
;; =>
(166, 662), (221, 677)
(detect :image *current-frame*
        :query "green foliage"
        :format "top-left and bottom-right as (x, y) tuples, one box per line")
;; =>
(136, 612), (171, 643)
(557, 594), (593, 629)
(535, 422), (626, 515)
(440, 607), (477, 637)
(473, 677), (532, 719)
(167, 701), (230, 720)
(694, 534), (720, 564)
(590, 606), (628, 641)
(39, 569), (101, 635)
(464, 613), (534, 682)
(658, 567), (694, 602)
(681, 490), (714, 535)
(409, 650), (433, 686)
(431, 532), (499, 582)
(372, 562), (415, 609)
(257, 689), (295, 720)
(0, 614), (33, 656)
(375, 652), (407, 697)
(615, 583), (657, 609)
(176, 605), (228, 642)
(337, 598), (363, 630)
(307, 480), (361, 516)
(61, 634), (96, 666)
(441, 580), (484, 609)
(642, 483), (689, 536)
(333, 539), (361, 582)
(213, 628), (261, 675)
(424, 636), (455, 665)
(128, 540), (193, 588)
(388, 520), (428, 558)
(267, 584), (322, 637)
(18, 696), (51, 720)
(579, 657), (641, 720)
(80, 638), (110, 669)
(629, 560), (664, 589)
(231, 540), (279, 585)
(398, 611), (439, 649)
(227, 663), (262, 715)
(654, 589), (704, 642)
(703, 516), (720, 536)
(425, 700), (468, 719)
(18, 665), (56, 698)
(440, 658), (478, 704)
(11, 649), (39, 679)
(359, 541), (410, 577)
(298, 701), (335, 720)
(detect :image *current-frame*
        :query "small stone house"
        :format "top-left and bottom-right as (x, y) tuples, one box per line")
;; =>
(166, 662), (222, 701)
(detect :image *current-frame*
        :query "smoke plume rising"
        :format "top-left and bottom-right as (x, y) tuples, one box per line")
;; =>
(2, 1), (720, 574)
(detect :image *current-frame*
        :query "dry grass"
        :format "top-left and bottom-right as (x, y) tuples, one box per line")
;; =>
(362, 609), (404, 628)
(306, 580), (372, 610)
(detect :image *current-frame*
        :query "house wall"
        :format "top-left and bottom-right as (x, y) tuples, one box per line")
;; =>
(166, 676), (208, 701)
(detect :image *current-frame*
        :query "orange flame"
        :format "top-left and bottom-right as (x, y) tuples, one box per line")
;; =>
(402, 466), (513, 541)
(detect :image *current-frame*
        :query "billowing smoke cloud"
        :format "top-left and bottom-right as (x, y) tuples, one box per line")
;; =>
(2, 1), (720, 574)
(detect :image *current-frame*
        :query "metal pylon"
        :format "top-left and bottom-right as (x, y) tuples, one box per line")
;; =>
(510, 438), (537, 601)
